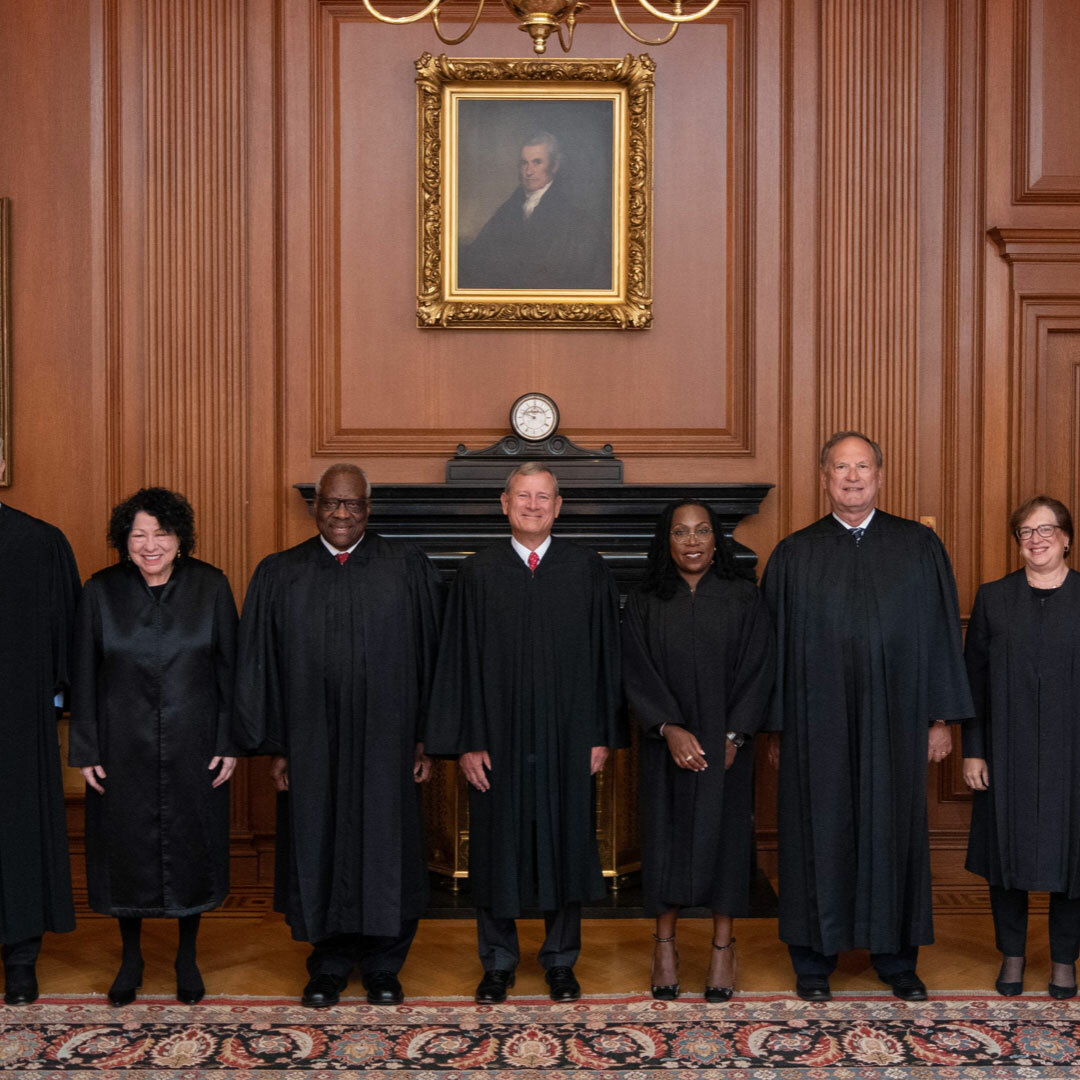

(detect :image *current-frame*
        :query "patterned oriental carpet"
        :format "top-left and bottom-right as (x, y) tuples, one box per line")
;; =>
(3, 993), (1080, 1077)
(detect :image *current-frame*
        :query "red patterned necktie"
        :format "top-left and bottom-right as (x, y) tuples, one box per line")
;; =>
(528, 551), (539, 574)
(336, 552), (349, 565)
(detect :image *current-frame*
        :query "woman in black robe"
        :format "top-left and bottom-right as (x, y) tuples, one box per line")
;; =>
(963, 495), (1080, 1000)
(69, 489), (237, 1007)
(623, 500), (775, 1002)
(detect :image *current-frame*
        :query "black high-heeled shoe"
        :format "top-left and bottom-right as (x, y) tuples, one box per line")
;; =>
(705, 938), (736, 1003)
(994, 956), (1025, 997)
(650, 933), (679, 1000)
(176, 966), (205, 1006)
(108, 961), (144, 1007)
(1049, 961), (1077, 1000)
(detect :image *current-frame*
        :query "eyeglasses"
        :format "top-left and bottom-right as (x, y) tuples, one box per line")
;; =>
(670, 526), (714, 543)
(316, 498), (368, 515)
(1015, 523), (1061, 541)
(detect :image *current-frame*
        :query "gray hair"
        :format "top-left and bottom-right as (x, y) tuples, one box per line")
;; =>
(819, 430), (884, 469)
(315, 463), (371, 499)
(522, 131), (561, 168)
(504, 461), (559, 497)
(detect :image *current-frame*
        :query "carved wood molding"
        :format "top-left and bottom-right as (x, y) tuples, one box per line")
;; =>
(989, 227), (1080, 262)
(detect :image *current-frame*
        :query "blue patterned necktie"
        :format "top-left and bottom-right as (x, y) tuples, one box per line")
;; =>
(850, 527), (865, 546)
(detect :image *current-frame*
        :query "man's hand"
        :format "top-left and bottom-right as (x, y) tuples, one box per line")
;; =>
(590, 746), (609, 775)
(459, 750), (491, 792)
(724, 739), (738, 770)
(270, 755), (289, 792)
(210, 756), (237, 788)
(662, 724), (707, 771)
(80, 764), (106, 794)
(963, 756), (989, 790)
(928, 722), (952, 764)
(413, 742), (433, 783)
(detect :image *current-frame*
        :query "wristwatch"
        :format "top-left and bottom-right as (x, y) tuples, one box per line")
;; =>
(726, 731), (747, 748)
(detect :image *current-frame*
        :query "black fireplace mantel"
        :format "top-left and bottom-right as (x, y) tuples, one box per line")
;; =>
(295, 482), (773, 588)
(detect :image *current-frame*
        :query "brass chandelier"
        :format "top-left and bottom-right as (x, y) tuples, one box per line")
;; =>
(361, 0), (723, 56)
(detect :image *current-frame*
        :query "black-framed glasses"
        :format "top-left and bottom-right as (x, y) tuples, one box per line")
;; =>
(316, 498), (368, 514)
(1015, 523), (1061, 541)
(670, 526), (714, 543)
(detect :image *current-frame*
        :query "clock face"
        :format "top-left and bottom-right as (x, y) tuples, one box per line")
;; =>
(510, 394), (559, 442)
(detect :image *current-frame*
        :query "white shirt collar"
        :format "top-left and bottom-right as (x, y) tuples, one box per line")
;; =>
(832, 509), (876, 531)
(522, 181), (553, 219)
(320, 533), (364, 558)
(511, 534), (552, 566)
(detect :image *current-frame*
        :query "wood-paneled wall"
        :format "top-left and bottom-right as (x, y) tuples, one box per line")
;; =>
(3, 0), (1079, 906)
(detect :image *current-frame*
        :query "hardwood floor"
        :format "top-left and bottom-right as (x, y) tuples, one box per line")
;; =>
(30, 908), (1063, 1000)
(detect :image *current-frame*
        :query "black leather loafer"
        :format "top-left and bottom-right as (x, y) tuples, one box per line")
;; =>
(795, 975), (832, 1001)
(882, 970), (927, 1001)
(4, 966), (38, 1006)
(363, 970), (404, 1005)
(545, 966), (581, 1002)
(301, 972), (348, 1008)
(475, 968), (515, 1004)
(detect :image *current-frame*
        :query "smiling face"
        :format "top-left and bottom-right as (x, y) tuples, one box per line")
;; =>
(1017, 504), (1068, 576)
(821, 436), (883, 525)
(669, 503), (716, 587)
(127, 510), (180, 586)
(501, 470), (562, 548)
(520, 143), (557, 193)
(315, 469), (370, 551)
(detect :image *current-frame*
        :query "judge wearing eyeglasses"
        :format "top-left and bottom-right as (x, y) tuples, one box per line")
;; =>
(963, 495), (1080, 1000)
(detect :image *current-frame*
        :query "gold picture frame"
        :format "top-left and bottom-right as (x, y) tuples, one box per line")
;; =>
(0, 198), (10, 485)
(415, 53), (654, 329)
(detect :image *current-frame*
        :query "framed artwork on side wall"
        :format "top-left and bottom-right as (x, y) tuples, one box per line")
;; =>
(0, 198), (10, 485)
(415, 53), (654, 329)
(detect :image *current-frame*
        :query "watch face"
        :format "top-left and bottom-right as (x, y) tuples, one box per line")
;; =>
(510, 394), (559, 442)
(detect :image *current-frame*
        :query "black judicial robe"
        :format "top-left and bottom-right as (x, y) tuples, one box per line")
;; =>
(963, 570), (1080, 896)
(425, 539), (624, 917)
(622, 575), (775, 916)
(69, 558), (237, 917)
(0, 505), (80, 943)
(234, 534), (444, 942)
(761, 511), (972, 957)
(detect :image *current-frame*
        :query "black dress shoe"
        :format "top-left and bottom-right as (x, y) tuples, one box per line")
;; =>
(1049, 981), (1078, 1000)
(301, 972), (348, 1008)
(545, 966), (581, 1002)
(475, 968), (515, 1004)
(795, 974), (832, 1001)
(175, 963), (205, 1005)
(4, 965), (38, 1005)
(705, 938), (736, 1003)
(995, 957), (1025, 997)
(108, 962), (144, 1007)
(363, 970), (404, 1005)
(882, 970), (927, 1001)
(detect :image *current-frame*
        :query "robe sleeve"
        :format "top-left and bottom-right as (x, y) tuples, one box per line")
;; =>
(759, 542), (788, 733)
(725, 587), (777, 737)
(232, 556), (286, 756)
(924, 530), (975, 723)
(960, 585), (990, 759)
(591, 556), (627, 749)
(49, 529), (81, 703)
(409, 549), (446, 743)
(212, 574), (240, 756)
(68, 578), (102, 767)
(621, 589), (688, 737)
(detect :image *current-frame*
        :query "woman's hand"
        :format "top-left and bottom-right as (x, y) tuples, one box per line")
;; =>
(413, 742), (433, 783)
(963, 756), (989, 790)
(663, 724), (707, 771)
(724, 739), (738, 770)
(80, 764), (106, 794)
(209, 756), (237, 788)
(270, 755), (289, 792)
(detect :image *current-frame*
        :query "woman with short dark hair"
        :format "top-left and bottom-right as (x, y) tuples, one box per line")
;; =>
(623, 500), (775, 1001)
(963, 494), (1080, 999)
(69, 488), (237, 1006)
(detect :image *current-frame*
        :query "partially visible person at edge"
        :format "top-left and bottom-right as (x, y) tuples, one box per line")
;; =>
(0, 437), (81, 1006)
(233, 464), (444, 1009)
(623, 499), (775, 1002)
(761, 431), (973, 1002)
(963, 495), (1080, 1000)
(69, 487), (237, 1007)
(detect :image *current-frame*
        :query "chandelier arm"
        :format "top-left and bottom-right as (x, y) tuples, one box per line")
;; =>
(626, 0), (723, 24)
(430, 0), (487, 45)
(361, 0), (446, 25)
(554, 3), (584, 52)
(610, 0), (680, 43)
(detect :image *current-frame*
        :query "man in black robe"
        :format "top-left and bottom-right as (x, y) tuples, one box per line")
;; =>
(761, 431), (973, 1002)
(457, 132), (610, 291)
(234, 464), (443, 1008)
(0, 441), (81, 1004)
(426, 462), (624, 1004)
